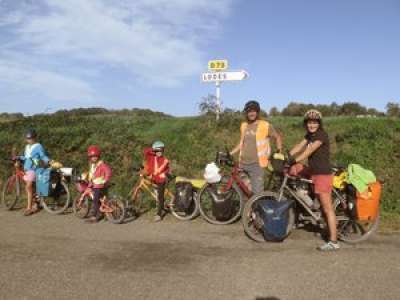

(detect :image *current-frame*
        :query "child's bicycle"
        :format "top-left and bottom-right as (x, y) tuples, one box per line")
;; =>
(72, 174), (125, 224)
(197, 150), (253, 225)
(1, 157), (71, 214)
(242, 156), (381, 243)
(124, 166), (203, 221)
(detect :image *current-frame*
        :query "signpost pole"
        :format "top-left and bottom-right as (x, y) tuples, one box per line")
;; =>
(216, 80), (221, 121)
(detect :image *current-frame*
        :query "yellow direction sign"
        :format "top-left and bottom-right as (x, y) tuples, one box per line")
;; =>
(208, 60), (228, 71)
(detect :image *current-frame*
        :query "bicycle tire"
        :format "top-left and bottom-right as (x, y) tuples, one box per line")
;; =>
(105, 196), (126, 224)
(2, 175), (24, 210)
(198, 181), (244, 225)
(73, 195), (91, 219)
(41, 181), (71, 215)
(336, 201), (380, 244)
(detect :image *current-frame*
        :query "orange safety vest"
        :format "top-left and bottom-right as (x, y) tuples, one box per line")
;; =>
(239, 120), (271, 168)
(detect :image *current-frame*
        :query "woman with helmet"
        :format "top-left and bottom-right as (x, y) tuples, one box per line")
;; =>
(142, 141), (170, 222)
(230, 100), (283, 195)
(85, 145), (112, 223)
(17, 129), (50, 216)
(288, 109), (339, 251)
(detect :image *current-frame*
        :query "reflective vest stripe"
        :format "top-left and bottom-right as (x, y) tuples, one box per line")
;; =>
(154, 158), (169, 175)
(93, 177), (106, 185)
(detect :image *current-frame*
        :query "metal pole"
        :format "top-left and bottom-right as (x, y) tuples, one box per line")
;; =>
(216, 80), (221, 121)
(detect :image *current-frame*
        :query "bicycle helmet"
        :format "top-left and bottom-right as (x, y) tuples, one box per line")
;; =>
(25, 129), (37, 139)
(152, 141), (165, 151)
(87, 145), (101, 157)
(243, 100), (260, 113)
(304, 109), (322, 122)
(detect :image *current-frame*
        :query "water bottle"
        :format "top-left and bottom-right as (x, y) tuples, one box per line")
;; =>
(295, 187), (314, 207)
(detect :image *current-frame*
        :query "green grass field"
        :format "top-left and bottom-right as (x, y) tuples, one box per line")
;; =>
(0, 110), (399, 220)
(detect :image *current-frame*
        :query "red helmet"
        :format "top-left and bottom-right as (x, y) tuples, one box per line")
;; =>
(87, 145), (101, 157)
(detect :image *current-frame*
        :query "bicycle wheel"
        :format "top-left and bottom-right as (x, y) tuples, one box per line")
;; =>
(2, 175), (26, 210)
(41, 181), (70, 215)
(131, 188), (155, 217)
(105, 196), (126, 224)
(198, 180), (243, 225)
(73, 195), (91, 219)
(334, 192), (380, 243)
(242, 191), (295, 243)
(170, 190), (200, 221)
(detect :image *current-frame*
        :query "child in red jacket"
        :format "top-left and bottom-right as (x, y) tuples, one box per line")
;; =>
(85, 145), (112, 223)
(144, 141), (170, 222)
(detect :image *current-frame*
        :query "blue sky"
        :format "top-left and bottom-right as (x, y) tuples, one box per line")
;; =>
(0, 0), (399, 116)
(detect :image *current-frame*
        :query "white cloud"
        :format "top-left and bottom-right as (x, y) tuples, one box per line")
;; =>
(0, 0), (233, 98)
(0, 58), (94, 102)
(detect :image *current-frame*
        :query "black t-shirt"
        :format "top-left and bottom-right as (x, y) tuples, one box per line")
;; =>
(305, 129), (331, 175)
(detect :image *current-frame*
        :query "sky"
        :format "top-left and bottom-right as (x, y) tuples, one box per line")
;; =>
(0, 0), (399, 116)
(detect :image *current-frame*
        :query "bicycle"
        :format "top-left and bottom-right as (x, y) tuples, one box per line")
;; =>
(2, 158), (71, 215)
(72, 174), (125, 224)
(242, 157), (380, 243)
(197, 150), (253, 225)
(125, 166), (202, 221)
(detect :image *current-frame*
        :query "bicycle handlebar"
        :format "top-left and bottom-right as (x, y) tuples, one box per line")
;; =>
(132, 165), (144, 172)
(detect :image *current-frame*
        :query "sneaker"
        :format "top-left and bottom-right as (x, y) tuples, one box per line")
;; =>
(317, 241), (340, 252)
(85, 216), (100, 224)
(154, 215), (162, 222)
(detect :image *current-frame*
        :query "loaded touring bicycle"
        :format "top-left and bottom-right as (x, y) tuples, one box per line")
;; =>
(242, 154), (381, 243)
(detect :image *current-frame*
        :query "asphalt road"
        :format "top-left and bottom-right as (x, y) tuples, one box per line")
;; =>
(0, 210), (399, 300)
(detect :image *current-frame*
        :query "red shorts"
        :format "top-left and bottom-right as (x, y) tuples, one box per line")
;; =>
(311, 174), (333, 194)
(289, 164), (333, 194)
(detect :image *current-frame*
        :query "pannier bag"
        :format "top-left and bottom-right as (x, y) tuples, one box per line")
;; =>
(210, 187), (235, 221)
(356, 181), (382, 221)
(35, 168), (52, 197)
(256, 198), (293, 242)
(175, 182), (194, 213)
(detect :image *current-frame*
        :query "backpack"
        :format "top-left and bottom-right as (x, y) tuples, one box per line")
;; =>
(175, 182), (194, 213)
(256, 198), (293, 242)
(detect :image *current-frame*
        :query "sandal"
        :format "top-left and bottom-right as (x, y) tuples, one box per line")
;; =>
(23, 209), (35, 216)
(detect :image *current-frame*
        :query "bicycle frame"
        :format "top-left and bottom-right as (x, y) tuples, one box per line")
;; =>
(222, 162), (252, 198)
(75, 181), (114, 214)
(276, 173), (349, 224)
(129, 173), (174, 206)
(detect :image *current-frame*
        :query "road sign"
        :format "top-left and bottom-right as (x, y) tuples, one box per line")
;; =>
(208, 60), (228, 71)
(201, 70), (249, 82)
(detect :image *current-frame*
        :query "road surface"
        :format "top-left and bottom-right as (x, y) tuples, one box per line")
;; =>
(0, 210), (399, 300)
